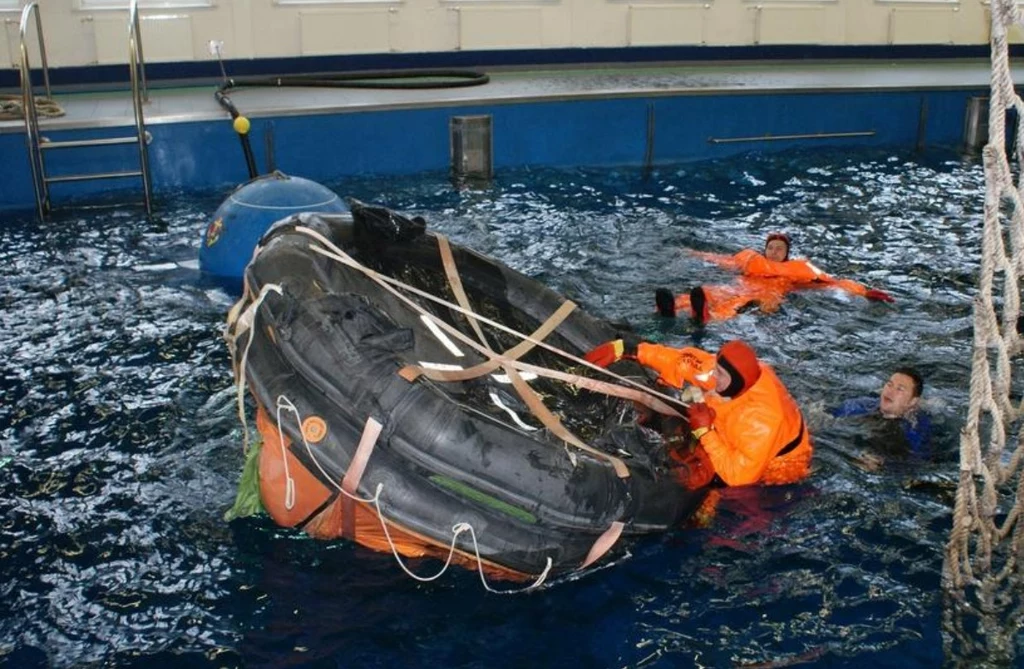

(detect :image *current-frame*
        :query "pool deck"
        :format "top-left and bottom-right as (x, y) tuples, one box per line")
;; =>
(0, 59), (1014, 134)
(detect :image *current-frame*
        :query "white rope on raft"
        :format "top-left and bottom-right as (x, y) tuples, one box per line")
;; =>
(301, 225), (649, 476)
(275, 394), (552, 594)
(227, 282), (283, 455)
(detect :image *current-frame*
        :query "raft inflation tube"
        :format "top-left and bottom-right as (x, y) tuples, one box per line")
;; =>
(225, 201), (707, 585)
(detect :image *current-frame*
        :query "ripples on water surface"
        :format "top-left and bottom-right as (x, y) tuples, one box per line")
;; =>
(0, 147), (1006, 667)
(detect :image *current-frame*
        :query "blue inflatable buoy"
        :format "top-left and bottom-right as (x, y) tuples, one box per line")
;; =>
(199, 172), (346, 287)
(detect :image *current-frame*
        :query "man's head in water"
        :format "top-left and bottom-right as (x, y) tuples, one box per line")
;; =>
(880, 367), (923, 418)
(764, 232), (791, 262)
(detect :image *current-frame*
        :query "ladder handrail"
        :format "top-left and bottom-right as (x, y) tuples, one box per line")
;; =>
(128, 0), (149, 104)
(19, 2), (51, 220)
(19, 1), (153, 219)
(128, 0), (153, 214)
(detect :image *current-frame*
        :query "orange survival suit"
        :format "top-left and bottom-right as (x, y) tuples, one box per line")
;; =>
(634, 340), (813, 487)
(701, 248), (875, 295)
(664, 248), (890, 320)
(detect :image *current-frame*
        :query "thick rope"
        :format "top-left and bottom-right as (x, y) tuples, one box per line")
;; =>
(0, 95), (64, 121)
(941, 0), (1024, 661)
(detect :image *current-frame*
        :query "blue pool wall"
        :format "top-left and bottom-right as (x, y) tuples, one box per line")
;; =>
(0, 88), (981, 214)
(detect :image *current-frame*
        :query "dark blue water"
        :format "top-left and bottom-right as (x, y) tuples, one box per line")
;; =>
(0, 147), (1010, 667)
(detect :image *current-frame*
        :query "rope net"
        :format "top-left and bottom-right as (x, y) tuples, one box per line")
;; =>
(942, 0), (1024, 661)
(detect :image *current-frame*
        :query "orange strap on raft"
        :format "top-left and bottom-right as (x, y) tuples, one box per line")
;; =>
(581, 521), (624, 569)
(341, 416), (383, 540)
(437, 235), (491, 347)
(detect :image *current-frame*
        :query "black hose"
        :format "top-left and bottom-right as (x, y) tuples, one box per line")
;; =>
(218, 69), (490, 94)
(216, 69), (490, 180)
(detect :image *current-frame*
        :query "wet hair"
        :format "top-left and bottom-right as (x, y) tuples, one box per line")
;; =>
(893, 366), (924, 397)
(765, 232), (791, 261)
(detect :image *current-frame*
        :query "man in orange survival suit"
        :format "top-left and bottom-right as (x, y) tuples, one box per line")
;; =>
(585, 336), (812, 488)
(656, 232), (894, 322)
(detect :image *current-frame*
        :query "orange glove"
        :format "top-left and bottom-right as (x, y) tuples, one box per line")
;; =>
(865, 289), (894, 303)
(583, 334), (640, 368)
(635, 344), (716, 390)
(686, 402), (716, 439)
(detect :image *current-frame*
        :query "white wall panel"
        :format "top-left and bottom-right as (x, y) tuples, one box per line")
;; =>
(889, 7), (955, 45)
(628, 5), (707, 46)
(457, 7), (544, 50)
(299, 9), (391, 55)
(757, 6), (826, 45)
(1, 17), (16, 69)
(94, 13), (194, 63)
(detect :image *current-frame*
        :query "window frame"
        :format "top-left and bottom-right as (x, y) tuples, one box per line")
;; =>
(76, 0), (214, 10)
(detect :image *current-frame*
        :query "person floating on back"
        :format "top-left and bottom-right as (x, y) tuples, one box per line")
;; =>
(831, 367), (933, 460)
(655, 232), (895, 323)
(584, 336), (813, 489)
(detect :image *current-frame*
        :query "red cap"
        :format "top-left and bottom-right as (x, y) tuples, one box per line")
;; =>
(717, 340), (761, 397)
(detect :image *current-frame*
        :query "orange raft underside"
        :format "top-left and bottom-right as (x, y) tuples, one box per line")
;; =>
(255, 406), (534, 582)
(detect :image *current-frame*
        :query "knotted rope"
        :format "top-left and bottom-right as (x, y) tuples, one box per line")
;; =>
(941, 0), (1024, 661)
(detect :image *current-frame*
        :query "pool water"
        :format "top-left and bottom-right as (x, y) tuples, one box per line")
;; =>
(0, 146), (1010, 667)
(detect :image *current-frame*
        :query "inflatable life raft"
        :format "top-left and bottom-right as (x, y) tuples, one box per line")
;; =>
(226, 200), (707, 583)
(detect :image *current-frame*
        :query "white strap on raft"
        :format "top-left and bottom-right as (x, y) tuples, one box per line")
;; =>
(274, 396), (299, 510)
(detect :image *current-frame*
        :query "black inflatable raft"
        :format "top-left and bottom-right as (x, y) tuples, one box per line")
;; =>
(227, 200), (706, 582)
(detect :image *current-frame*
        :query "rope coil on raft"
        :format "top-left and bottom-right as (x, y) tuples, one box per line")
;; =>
(941, 0), (1024, 660)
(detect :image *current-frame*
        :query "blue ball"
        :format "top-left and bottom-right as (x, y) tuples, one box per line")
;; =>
(199, 173), (346, 288)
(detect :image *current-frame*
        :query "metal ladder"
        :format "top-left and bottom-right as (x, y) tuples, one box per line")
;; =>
(19, 0), (153, 220)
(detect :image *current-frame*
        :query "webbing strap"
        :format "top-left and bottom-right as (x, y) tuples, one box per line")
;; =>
(399, 300), (577, 383)
(341, 417), (383, 540)
(581, 521), (625, 569)
(437, 235), (489, 347)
